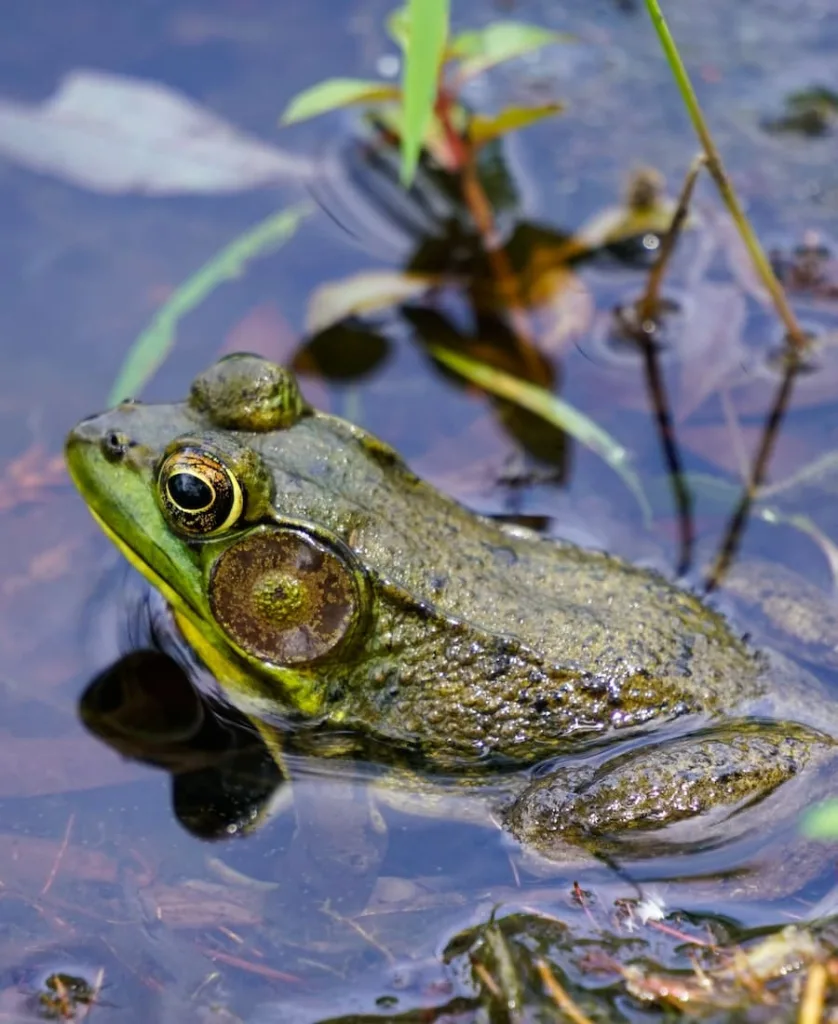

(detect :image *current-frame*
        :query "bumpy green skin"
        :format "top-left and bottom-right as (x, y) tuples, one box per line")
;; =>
(65, 355), (838, 861)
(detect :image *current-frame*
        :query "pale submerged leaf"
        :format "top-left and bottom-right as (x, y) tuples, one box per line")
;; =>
(0, 69), (313, 195)
(306, 270), (443, 335)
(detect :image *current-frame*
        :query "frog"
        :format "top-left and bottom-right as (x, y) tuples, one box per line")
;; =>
(64, 353), (838, 885)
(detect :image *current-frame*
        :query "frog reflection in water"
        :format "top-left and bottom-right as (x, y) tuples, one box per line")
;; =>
(65, 354), (838, 880)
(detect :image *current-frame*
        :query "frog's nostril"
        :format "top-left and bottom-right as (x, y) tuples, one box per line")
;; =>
(101, 431), (132, 462)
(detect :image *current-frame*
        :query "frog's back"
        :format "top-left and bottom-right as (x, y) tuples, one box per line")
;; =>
(255, 414), (766, 714)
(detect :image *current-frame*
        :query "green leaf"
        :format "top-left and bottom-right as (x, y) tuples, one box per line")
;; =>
(470, 102), (564, 145)
(305, 270), (443, 335)
(108, 203), (312, 404)
(429, 346), (650, 522)
(450, 22), (573, 81)
(801, 799), (838, 840)
(400, 0), (450, 186)
(280, 79), (400, 126)
(386, 5), (410, 50)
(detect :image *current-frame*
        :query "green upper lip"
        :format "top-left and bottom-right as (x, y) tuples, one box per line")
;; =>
(65, 419), (208, 624)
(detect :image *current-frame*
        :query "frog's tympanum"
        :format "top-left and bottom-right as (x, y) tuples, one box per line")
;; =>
(66, 354), (838, 882)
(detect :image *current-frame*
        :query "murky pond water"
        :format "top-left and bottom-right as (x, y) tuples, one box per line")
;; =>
(3, 0), (838, 1020)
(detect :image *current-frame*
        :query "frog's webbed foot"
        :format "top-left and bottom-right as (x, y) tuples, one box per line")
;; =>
(504, 720), (833, 860)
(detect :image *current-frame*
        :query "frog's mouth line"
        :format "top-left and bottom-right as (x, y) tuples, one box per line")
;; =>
(89, 509), (206, 629)
(88, 510), (326, 718)
(66, 435), (208, 630)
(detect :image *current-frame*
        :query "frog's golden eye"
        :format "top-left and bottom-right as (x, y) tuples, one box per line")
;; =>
(157, 447), (244, 537)
(208, 527), (367, 665)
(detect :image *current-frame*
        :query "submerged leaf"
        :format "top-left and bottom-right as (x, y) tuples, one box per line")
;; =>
(294, 324), (391, 381)
(524, 265), (593, 355)
(0, 69), (313, 194)
(109, 203), (311, 404)
(763, 86), (838, 137)
(401, 0), (450, 185)
(575, 167), (685, 253)
(305, 270), (443, 335)
(470, 102), (564, 145)
(280, 79), (400, 125)
(429, 346), (650, 520)
(450, 22), (573, 80)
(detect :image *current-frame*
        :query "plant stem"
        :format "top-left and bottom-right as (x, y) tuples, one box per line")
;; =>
(619, 308), (694, 575)
(643, 0), (808, 353)
(435, 94), (543, 379)
(637, 153), (705, 325)
(704, 362), (798, 591)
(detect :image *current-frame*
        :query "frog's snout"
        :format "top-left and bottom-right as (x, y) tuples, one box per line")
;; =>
(66, 404), (145, 462)
(65, 415), (101, 462)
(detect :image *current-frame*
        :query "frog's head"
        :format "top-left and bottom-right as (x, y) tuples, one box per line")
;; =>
(65, 354), (394, 719)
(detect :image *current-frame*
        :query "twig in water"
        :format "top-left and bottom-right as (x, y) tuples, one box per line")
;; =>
(615, 156), (708, 575)
(704, 361), (799, 591)
(41, 812), (75, 897)
(637, 153), (705, 325)
(435, 94), (544, 381)
(798, 961), (827, 1024)
(536, 959), (595, 1024)
(636, 327), (693, 576)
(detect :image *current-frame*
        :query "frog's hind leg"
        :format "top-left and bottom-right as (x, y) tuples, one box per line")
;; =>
(504, 719), (835, 861)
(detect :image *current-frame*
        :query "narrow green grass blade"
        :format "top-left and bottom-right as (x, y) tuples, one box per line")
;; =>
(400, 0), (449, 186)
(108, 203), (312, 405)
(430, 346), (650, 522)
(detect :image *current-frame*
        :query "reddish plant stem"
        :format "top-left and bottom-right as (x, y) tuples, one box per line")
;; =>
(435, 91), (543, 379)
(637, 154), (705, 325)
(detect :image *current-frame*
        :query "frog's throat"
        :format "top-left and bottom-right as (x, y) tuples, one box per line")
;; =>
(90, 510), (199, 621)
(89, 511), (326, 717)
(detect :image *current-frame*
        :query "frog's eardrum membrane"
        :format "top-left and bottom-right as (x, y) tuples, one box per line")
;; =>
(208, 527), (365, 665)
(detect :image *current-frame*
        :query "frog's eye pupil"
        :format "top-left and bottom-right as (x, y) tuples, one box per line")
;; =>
(168, 472), (213, 512)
